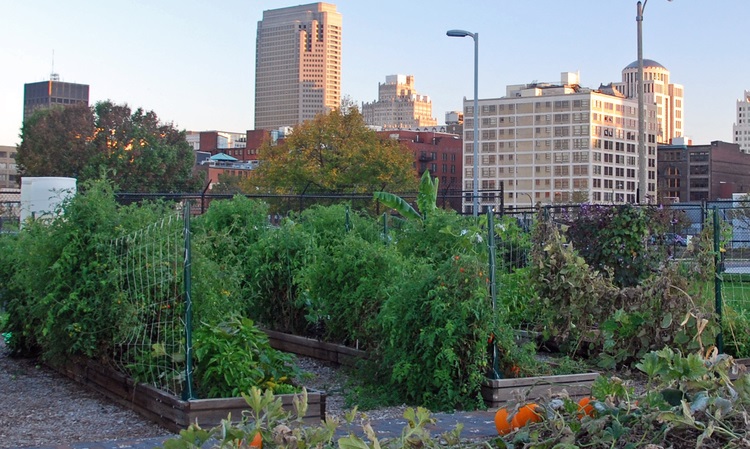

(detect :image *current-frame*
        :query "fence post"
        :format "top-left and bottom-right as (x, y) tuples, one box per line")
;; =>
(345, 205), (351, 233)
(714, 206), (724, 354)
(183, 201), (195, 400)
(487, 209), (501, 379)
(382, 212), (388, 246)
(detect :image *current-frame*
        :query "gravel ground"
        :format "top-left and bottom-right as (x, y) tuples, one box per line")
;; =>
(0, 340), (405, 449)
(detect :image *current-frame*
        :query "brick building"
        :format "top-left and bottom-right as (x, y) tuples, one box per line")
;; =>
(377, 129), (463, 210)
(657, 140), (750, 202)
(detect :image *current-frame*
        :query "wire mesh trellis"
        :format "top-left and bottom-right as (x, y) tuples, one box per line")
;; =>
(110, 205), (193, 398)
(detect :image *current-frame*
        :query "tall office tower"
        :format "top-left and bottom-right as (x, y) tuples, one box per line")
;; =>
(733, 90), (750, 154)
(462, 72), (658, 213)
(614, 59), (684, 144)
(254, 3), (342, 131)
(362, 75), (437, 129)
(23, 73), (89, 121)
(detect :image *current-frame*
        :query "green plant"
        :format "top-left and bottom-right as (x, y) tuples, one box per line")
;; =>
(530, 210), (618, 353)
(193, 316), (300, 398)
(243, 221), (313, 335)
(374, 253), (492, 411)
(163, 387), (463, 449)
(497, 349), (750, 448)
(374, 170), (439, 222)
(564, 204), (665, 287)
(299, 233), (407, 349)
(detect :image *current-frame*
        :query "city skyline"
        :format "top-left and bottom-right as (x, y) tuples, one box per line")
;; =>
(1, 0), (748, 147)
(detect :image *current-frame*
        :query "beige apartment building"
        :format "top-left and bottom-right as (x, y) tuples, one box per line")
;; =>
(614, 59), (684, 144)
(0, 145), (18, 189)
(362, 75), (437, 129)
(254, 3), (342, 131)
(733, 90), (750, 154)
(462, 72), (658, 213)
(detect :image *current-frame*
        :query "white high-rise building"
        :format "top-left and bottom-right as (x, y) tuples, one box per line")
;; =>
(614, 59), (684, 144)
(733, 90), (750, 154)
(361, 75), (437, 129)
(462, 72), (658, 213)
(254, 3), (342, 131)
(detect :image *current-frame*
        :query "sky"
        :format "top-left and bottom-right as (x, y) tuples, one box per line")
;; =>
(1, 0), (748, 147)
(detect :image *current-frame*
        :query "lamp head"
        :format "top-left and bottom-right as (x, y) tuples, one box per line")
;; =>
(446, 29), (472, 38)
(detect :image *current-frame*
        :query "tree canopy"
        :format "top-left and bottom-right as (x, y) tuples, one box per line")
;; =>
(247, 106), (417, 194)
(17, 101), (202, 193)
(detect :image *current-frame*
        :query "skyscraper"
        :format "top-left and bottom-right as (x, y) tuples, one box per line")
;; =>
(614, 59), (684, 144)
(254, 3), (342, 131)
(362, 75), (437, 130)
(23, 73), (89, 121)
(733, 90), (750, 154)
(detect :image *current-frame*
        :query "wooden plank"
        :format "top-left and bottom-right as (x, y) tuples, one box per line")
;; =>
(264, 329), (367, 367)
(481, 373), (599, 407)
(482, 372), (599, 388)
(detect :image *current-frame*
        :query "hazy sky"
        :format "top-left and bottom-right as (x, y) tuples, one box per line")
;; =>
(1, 1), (747, 147)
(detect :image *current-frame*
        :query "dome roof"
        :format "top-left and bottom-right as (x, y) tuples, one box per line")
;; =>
(624, 59), (667, 70)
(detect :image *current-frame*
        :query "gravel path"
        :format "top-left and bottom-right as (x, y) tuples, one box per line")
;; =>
(0, 342), (171, 448)
(0, 340), (407, 449)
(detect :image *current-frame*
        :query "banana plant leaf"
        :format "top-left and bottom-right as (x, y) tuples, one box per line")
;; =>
(373, 191), (421, 221)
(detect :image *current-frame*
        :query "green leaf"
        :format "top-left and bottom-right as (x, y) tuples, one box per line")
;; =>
(660, 312), (673, 329)
(373, 191), (421, 221)
(338, 435), (373, 449)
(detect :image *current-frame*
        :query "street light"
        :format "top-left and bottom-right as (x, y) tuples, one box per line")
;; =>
(447, 29), (479, 216)
(636, 0), (672, 204)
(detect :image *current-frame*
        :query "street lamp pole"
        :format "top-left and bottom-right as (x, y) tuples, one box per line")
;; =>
(636, 0), (647, 204)
(519, 192), (533, 208)
(447, 29), (479, 216)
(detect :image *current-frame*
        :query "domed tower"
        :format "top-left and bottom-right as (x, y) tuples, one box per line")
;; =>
(615, 59), (684, 144)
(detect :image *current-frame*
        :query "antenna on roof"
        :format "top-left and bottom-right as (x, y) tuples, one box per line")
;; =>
(50, 50), (59, 81)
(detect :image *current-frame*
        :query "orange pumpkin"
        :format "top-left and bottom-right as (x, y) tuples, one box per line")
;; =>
(494, 408), (513, 435)
(577, 396), (595, 418)
(249, 431), (262, 448)
(511, 403), (542, 429)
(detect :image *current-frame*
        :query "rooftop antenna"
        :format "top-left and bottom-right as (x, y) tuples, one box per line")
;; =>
(50, 50), (59, 81)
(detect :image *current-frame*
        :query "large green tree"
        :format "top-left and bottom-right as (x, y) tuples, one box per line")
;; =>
(17, 101), (201, 193)
(16, 103), (95, 180)
(248, 106), (417, 194)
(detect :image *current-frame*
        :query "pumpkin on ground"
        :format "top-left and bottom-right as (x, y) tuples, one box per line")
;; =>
(577, 396), (595, 418)
(249, 431), (263, 448)
(511, 403), (543, 428)
(494, 408), (513, 435)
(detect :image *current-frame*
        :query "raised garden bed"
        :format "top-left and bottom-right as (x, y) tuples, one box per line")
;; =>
(481, 372), (600, 408)
(53, 357), (325, 433)
(264, 329), (599, 409)
(264, 329), (367, 367)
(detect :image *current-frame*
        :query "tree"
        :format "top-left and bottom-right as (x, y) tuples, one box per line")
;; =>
(247, 106), (417, 194)
(16, 103), (95, 180)
(17, 101), (202, 193)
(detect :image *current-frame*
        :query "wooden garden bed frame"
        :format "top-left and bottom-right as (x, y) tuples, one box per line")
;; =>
(481, 372), (600, 408)
(264, 329), (599, 408)
(54, 357), (325, 433)
(264, 329), (367, 367)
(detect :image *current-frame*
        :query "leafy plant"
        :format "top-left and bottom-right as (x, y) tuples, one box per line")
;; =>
(374, 253), (492, 411)
(299, 233), (407, 349)
(193, 316), (301, 398)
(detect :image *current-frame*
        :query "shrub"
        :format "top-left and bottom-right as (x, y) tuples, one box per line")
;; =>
(296, 203), (381, 247)
(375, 252), (491, 411)
(563, 204), (667, 287)
(243, 220), (313, 335)
(299, 233), (407, 348)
